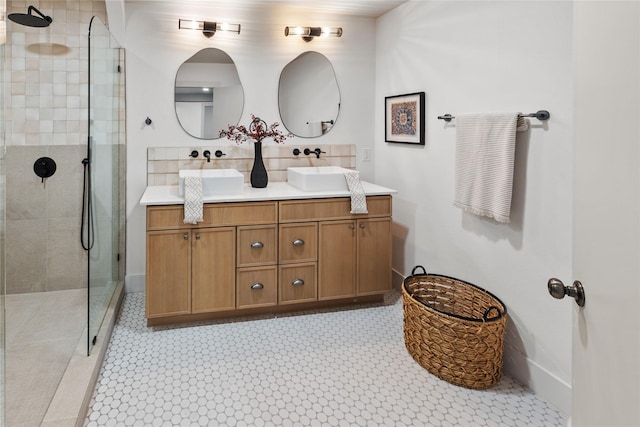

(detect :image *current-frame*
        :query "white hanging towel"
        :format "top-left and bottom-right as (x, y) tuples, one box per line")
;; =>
(344, 171), (368, 214)
(453, 113), (527, 223)
(183, 176), (204, 224)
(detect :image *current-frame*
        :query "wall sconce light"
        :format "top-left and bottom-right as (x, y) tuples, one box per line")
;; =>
(179, 19), (241, 38)
(284, 26), (343, 42)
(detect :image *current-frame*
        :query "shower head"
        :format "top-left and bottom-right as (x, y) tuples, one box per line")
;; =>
(8, 5), (52, 28)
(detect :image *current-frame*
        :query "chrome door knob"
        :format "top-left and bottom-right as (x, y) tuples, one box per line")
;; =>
(548, 278), (586, 307)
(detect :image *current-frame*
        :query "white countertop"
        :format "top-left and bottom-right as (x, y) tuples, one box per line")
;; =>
(140, 181), (397, 206)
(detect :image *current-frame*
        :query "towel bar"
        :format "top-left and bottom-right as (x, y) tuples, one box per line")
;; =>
(437, 110), (550, 122)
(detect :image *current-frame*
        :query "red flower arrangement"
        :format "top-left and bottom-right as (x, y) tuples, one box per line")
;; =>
(219, 114), (293, 144)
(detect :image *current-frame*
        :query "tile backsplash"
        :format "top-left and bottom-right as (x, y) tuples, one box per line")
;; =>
(147, 144), (356, 185)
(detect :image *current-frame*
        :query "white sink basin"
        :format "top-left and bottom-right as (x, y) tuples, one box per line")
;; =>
(287, 166), (352, 192)
(178, 169), (244, 196)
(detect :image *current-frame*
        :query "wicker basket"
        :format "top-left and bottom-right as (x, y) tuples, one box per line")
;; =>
(402, 265), (508, 389)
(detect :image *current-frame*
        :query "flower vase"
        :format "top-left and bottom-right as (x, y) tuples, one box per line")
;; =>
(251, 141), (268, 188)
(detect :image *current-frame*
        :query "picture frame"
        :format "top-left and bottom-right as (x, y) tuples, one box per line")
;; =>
(384, 92), (425, 145)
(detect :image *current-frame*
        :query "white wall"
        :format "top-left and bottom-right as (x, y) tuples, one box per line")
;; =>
(375, 1), (573, 413)
(122, 2), (376, 291)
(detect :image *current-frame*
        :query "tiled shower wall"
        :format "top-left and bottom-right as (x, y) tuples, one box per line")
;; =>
(147, 144), (356, 185)
(5, 0), (107, 294)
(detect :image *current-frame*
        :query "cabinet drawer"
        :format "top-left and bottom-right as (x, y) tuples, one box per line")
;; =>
(279, 196), (391, 223)
(147, 205), (191, 231)
(237, 225), (277, 267)
(147, 201), (278, 230)
(279, 263), (317, 304)
(208, 202), (278, 226)
(236, 266), (277, 309)
(279, 223), (317, 264)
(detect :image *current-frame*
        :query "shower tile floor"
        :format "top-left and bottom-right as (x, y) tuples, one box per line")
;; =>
(6, 289), (87, 427)
(85, 290), (568, 427)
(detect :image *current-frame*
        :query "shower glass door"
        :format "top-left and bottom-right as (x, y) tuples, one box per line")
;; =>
(0, 0), (6, 422)
(87, 16), (124, 355)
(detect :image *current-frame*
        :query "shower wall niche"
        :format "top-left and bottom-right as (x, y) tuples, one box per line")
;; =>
(5, 0), (108, 294)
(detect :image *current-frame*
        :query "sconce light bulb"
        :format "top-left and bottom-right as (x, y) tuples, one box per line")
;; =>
(218, 22), (241, 34)
(321, 27), (343, 37)
(178, 19), (202, 30)
(285, 26), (309, 37)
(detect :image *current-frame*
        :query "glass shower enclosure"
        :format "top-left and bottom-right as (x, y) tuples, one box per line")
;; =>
(86, 16), (125, 355)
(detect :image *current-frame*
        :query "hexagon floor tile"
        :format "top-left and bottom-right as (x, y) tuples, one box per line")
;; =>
(85, 291), (568, 427)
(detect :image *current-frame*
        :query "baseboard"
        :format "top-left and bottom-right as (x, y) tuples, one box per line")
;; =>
(125, 274), (145, 293)
(504, 350), (571, 417)
(392, 268), (404, 290)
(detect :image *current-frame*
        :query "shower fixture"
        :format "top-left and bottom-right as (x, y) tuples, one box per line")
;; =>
(8, 5), (52, 27)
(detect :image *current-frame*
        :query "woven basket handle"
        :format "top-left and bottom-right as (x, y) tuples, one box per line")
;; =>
(483, 306), (502, 321)
(411, 265), (428, 276)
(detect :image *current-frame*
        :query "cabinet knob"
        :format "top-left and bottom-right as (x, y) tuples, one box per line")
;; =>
(292, 279), (305, 287)
(250, 283), (264, 290)
(350, 224), (355, 230)
(196, 234), (201, 240)
(183, 234), (188, 240)
(292, 239), (305, 246)
(359, 224), (365, 229)
(251, 242), (264, 249)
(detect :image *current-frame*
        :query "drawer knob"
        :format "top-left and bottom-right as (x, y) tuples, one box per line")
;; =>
(183, 234), (188, 240)
(251, 242), (264, 249)
(292, 279), (305, 287)
(250, 283), (264, 290)
(292, 239), (305, 246)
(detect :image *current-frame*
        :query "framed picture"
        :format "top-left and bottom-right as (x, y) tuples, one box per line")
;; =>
(385, 92), (425, 145)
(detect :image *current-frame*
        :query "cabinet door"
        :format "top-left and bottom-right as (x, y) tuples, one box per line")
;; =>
(237, 225), (277, 267)
(279, 262), (317, 304)
(279, 222), (317, 264)
(318, 220), (356, 300)
(192, 227), (236, 313)
(146, 230), (191, 318)
(357, 218), (392, 295)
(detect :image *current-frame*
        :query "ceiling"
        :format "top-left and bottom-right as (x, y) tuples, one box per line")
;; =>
(253, 0), (409, 18)
(126, 0), (408, 18)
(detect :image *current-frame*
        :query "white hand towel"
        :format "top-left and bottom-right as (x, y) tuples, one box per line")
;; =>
(344, 171), (368, 214)
(453, 113), (524, 223)
(183, 176), (204, 224)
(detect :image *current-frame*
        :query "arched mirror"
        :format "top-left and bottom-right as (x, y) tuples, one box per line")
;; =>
(175, 48), (244, 139)
(278, 51), (340, 138)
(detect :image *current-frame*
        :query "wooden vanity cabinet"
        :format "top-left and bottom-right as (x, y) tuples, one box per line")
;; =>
(280, 196), (393, 301)
(318, 217), (392, 300)
(146, 196), (391, 325)
(146, 202), (277, 321)
(146, 227), (236, 318)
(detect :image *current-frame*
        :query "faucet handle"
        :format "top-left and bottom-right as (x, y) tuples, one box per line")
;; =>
(189, 150), (199, 158)
(214, 150), (226, 158)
